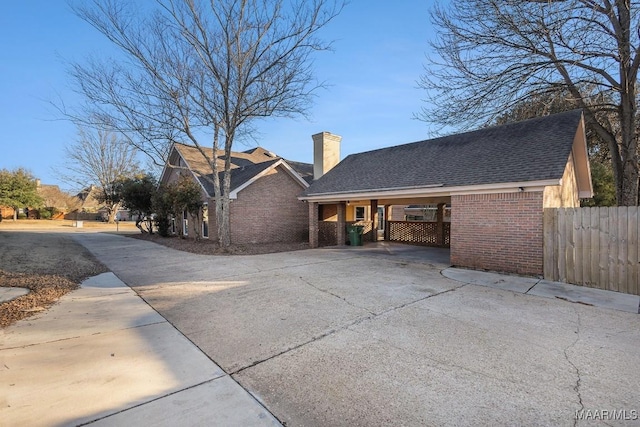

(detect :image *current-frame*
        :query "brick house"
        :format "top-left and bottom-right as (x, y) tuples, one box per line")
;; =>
(300, 110), (593, 276)
(159, 142), (313, 244)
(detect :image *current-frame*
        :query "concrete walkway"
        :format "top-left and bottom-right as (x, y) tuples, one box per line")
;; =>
(0, 287), (29, 303)
(0, 272), (280, 427)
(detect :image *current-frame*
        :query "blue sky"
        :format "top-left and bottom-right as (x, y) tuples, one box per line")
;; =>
(1, 1), (439, 191)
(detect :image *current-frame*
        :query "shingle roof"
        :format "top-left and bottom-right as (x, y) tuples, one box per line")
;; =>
(173, 143), (311, 197)
(303, 109), (583, 196)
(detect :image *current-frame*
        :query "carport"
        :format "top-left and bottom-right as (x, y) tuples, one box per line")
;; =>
(308, 195), (451, 249)
(300, 110), (593, 276)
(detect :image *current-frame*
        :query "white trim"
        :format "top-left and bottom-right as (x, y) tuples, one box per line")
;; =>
(228, 159), (309, 199)
(299, 179), (559, 202)
(571, 115), (594, 198)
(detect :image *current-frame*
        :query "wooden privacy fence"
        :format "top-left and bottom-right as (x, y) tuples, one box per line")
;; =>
(543, 207), (639, 295)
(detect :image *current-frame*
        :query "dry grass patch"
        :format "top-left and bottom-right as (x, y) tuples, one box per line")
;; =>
(0, 231), (108, 328)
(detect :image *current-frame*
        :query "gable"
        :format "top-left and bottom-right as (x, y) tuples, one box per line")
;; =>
(160, 143), (312, 199)
(233, 164), (307, 200)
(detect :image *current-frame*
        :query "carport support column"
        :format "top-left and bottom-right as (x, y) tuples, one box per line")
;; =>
(370, 199), (378, 242)
(436, 203), (445, 246)
(383, 205), (390, 241)
(309, 202), (319, 248)
(337, 202), (346, 245)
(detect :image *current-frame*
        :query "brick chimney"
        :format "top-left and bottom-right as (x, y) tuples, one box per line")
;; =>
(312, 131), (341, 180)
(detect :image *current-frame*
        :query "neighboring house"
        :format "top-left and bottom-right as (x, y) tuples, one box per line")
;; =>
(64, 185), (131, 221)
(36, 181), (76, 219)
(0, 206), (15, 219)
(159, 142), (313, 244)
(1, 180), (75, 219)
(65, 185), (105, 220)
(300, 109), (593, 276)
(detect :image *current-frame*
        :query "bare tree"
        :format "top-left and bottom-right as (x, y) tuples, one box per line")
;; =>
(60, 126), (139, 223)
(418, 0), (640, 206)
(68, 0), (343, 247)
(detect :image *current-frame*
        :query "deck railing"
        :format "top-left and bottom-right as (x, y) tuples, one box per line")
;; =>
(386, 221), (450, 247)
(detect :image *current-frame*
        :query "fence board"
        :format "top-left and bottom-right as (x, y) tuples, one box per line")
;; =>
(544, 206), (639, 296)
(609, 208), (619, 292)
(557, 209), (567, 282)
(598, 207), (609, 289)
(589, 208), (599, 288)
(618, 207), (628, 293)
(630, 208), (639, 295)
(574, 208), (583, 284)
(566, 209), (576, 284)
(543, 209), (556, 281)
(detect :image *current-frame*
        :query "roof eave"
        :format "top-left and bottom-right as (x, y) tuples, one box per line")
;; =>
(299, 179), (560, 202)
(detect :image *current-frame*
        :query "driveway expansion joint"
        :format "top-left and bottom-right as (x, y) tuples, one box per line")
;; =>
(230, 284), (466, 376)
(75, 377), (227, 426)
(229, 317), (370, 376)
(524, 279), (543, 294)
(375, 283), (466, 318)
(298, 276), (375, 315)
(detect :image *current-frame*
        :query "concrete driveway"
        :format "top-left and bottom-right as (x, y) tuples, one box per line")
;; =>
(74, 234), (640, 426)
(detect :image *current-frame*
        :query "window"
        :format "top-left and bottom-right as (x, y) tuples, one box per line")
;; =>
(355, 206), (365, 221)
(182, 210), (188, 236)
(202, 204), (209, 239)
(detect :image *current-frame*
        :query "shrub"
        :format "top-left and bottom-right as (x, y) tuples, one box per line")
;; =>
(155, 215), (172, 237)
(17, 213), (27, 220)
(39, 209), (52, 220)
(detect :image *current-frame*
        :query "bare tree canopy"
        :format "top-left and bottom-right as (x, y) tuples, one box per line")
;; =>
(418, 0), (640, 206)
(68, 0), (344, 246)
(60, 126), (139, 223)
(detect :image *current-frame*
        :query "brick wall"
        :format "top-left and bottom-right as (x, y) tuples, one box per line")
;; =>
(451, 192), (544, 276)
(227, 166), (309, 244)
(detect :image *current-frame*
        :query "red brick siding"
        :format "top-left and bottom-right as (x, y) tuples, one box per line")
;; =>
(227, 166), (308, 244)
(451, 192), (544, 276)
(319, 204), (337, 221)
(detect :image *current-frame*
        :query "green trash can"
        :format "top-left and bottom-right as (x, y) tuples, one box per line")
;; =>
(348, 225), (364, 246)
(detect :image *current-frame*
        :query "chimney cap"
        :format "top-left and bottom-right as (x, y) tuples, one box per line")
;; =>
(312, 131), (342, 140)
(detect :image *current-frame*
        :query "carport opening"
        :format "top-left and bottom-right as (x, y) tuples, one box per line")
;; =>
(316, 198), (452, 262)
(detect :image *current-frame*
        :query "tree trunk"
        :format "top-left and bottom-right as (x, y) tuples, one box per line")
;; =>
(219, 157), (232, 248)
(620, 147), (639, 205)
(106, 202), (120, 223)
